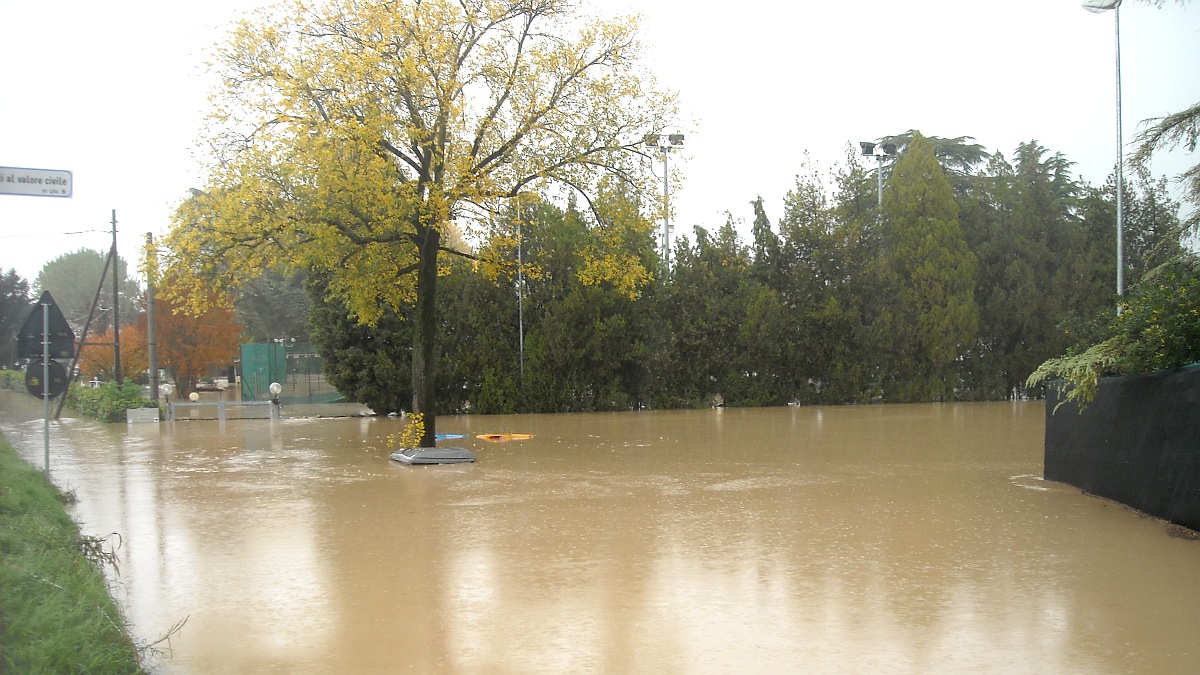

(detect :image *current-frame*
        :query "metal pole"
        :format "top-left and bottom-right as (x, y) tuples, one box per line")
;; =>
(146, 234), (159, 400)
(517, 211), (524, 379)
(877, 154), (884, 212)
(42, 303), (50, 480)
(662, 149), (671, 268)
(1114, 6), (1125, 312)
(111, 210), (123, 384)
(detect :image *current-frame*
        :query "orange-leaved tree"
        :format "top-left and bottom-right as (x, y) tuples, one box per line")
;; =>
(78, 322), (148, 383)
(154, 273), (243, 395)
(80, 283), (242, 395)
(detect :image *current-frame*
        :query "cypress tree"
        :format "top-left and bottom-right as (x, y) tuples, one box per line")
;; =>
(876, 132), (979, 401)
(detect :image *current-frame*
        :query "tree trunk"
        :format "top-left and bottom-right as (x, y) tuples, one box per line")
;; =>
(412, 224), (440, 447)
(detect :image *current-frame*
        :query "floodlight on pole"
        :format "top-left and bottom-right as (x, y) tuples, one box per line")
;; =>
(1082, 0), (1125, 312)
(859, 140), (897, 211)
(646, 132), (684, 268)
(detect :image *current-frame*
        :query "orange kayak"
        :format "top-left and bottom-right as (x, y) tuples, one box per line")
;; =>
(476, 433), (534, 442)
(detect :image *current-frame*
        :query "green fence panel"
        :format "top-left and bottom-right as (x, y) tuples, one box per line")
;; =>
(239, 342), (344, 404)
(240, 343), (285, 401)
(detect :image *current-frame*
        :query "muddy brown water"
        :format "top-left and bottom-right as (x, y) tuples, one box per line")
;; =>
(2, 393), (1198, 673)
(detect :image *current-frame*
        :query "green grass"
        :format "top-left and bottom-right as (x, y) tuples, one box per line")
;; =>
(0, 433), (144, 674)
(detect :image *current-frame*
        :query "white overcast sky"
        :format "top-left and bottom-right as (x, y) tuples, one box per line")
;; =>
(1, 0), (1198, 284)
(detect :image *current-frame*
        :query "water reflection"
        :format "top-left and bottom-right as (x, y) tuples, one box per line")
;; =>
(2, 394), (1198, 673)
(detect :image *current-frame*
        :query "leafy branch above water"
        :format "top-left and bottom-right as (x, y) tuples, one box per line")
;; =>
(1027, 256), (1200, 410)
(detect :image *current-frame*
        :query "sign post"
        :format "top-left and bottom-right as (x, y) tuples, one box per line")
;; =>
(17, 292), (76, 479)
(42, 305), (49, 479)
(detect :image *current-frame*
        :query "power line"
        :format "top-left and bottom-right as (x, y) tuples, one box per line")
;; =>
(0, 229), (109, 239)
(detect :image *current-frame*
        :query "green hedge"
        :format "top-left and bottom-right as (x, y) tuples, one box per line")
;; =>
(66, 382), (157, 423)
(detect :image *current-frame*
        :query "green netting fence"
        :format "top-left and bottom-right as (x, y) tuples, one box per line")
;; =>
(239, 342), (345, 404)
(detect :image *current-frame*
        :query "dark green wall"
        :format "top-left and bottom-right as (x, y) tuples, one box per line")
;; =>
(1044, 365), (1200, 531)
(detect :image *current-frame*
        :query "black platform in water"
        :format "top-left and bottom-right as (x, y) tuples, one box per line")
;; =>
(390, 447), (476, 465)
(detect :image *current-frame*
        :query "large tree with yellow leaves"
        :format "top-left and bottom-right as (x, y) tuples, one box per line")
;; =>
(165, 0), (676, 444)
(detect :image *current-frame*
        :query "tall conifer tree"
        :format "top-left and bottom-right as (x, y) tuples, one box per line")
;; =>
(877, 132), (979, 400)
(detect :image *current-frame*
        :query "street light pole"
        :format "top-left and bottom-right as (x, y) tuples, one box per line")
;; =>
(645, 133), (684, 267)
(517, 205), (524, 379)
(1083, 0), (1125, 312)
(160, 383), (174, 421)
(1113, 3), (1125, 308)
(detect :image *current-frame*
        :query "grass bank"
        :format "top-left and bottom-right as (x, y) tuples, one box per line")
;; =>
(0, 432), (144, 674)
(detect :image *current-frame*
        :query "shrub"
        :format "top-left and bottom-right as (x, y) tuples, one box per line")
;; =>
(66, 381), (157, 423)
(0, 369), (25, 393)
(1028, 256), (1200, 409)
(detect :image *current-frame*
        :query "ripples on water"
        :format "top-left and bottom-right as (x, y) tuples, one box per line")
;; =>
(1, 395), (1198, 673)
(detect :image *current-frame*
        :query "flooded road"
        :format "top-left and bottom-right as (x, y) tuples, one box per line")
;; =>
(2, 393), (1198, 673)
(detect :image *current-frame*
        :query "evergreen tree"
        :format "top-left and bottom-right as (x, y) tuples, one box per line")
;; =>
(294, 129), (1190, 413)
(958, 142), (1081, 398)
(879, 131), (990, 196)
(749, 196), (782, 288)
(778, 162), (851, 402)
(958, 151), (1024, 398)
(442, 191), (657, 414)
(1133, 99), (1200, 231)
(1122, 173), (1185, 283)
(876, 132), (978, 401)
(654, 221), (755, 407)
(236, 269), (311, 343)
(729, 284), (792, 405)
(823, 148), (882, 401)
(307, 273), (414, 414)
(0, 269), (32, 369)
(437, 256), (521, 414)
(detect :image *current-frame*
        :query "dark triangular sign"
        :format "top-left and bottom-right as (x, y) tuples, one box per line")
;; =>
(16, 291), (76, 360)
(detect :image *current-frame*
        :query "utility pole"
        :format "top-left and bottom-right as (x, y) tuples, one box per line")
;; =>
(146, 233), (159, 400)
(111, 210), (122, 384)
